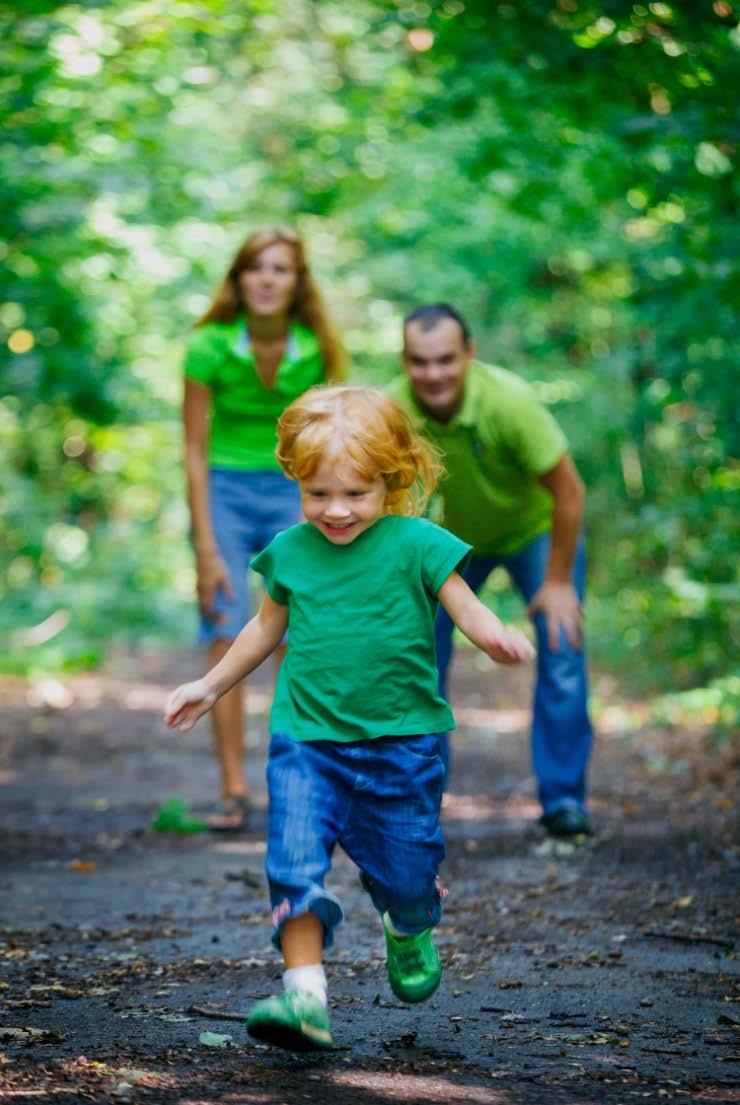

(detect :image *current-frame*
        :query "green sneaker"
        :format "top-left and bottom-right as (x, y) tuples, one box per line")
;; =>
(246, 989), (333, 1052)
(384, 916), (442, 1004)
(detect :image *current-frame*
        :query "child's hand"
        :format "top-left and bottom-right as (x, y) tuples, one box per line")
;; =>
(439, 573), (536, 667)
(484, 625), (535, 665)
(164, 680), (216, 731)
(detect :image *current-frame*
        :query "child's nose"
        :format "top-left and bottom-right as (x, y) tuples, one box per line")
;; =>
(326, 497), (349, 517)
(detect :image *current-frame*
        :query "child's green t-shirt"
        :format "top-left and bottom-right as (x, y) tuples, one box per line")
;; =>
(251, 515), (472, 742)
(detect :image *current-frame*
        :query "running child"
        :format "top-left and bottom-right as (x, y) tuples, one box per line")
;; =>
(164, 386), (534, 1052)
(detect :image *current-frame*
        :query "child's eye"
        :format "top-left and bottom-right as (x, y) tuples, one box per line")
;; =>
(347, 490), (366, 498)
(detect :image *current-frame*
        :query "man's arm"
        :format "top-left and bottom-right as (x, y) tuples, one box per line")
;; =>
(528, 454), (585, 651)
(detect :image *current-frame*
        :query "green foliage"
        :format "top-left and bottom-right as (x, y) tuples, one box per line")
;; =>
(1, 0), (736, 698)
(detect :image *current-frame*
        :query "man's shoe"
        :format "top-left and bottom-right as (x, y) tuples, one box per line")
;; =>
(541, 807), (592, 839)
(384, 916), (442, 1004)
(246, 989), (333, 1051)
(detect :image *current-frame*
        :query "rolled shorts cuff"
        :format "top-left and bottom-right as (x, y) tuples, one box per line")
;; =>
(361, 871), (444, 936)
(269, 887), (344, 951)
(386, 897), (443, 937)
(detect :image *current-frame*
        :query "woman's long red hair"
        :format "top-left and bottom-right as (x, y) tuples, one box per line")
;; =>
(196, 226), (344, 381)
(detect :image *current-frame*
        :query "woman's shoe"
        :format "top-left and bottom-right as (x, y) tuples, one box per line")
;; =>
(205, 793), (250, 832)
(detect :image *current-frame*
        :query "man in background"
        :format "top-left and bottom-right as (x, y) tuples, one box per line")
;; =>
(389, 303), (593, 838)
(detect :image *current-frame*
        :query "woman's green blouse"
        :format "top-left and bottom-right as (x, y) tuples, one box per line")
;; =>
(184, 319), (325, 470)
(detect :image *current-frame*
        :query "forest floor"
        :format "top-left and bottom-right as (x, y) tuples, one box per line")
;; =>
(0, 647), (737, 1105)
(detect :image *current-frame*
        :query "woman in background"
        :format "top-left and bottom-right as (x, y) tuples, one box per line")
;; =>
(183, 226), (343, 829)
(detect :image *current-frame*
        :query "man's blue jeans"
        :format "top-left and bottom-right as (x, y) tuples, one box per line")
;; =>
(435, 531), (593, 818)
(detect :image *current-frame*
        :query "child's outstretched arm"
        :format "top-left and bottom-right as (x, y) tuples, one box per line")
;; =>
(164, 594), (288, 731)
(439, 571), (535, 665)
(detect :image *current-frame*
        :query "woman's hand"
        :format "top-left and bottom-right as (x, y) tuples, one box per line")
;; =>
(164, 679), (217, 731)
(196, 551), (234, 622)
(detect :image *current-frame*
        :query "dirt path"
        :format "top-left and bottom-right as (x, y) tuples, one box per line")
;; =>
(0, 648), (737, 1104)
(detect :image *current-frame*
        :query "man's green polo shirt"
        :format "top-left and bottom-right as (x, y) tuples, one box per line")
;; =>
(184, 319), (325, 470)
(388, 361), (567, 557)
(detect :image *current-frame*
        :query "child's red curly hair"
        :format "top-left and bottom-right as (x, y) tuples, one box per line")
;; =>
(276, 386), (442, 516)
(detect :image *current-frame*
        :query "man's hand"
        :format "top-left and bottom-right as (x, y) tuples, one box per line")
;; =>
(164, 679), (217, 731)
(528, 581), (582, 651)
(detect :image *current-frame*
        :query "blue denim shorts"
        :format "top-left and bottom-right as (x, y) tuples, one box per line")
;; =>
(265, 731), (446, 949)
(198, 468), (301, 644)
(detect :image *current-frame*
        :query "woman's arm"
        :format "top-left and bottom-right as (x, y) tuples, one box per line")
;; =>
(183, 378), (234, 616)
(438, 572), (535, 665)
(165, 594), (289, 730)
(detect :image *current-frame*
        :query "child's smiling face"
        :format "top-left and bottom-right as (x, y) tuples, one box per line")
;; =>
(301, 456), (387, 545)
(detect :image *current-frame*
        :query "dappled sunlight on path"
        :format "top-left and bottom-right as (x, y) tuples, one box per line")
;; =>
(442, 792), (540, 823)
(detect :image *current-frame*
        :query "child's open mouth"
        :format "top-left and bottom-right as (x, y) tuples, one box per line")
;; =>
(321, 520), (359, 539)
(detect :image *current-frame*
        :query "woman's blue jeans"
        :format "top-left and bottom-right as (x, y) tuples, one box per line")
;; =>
(434, 531), (593, 818)
(198, 468), (301, 644)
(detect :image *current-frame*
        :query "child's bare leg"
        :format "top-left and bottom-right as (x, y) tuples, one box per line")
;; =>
(246, 910), (332, 1050)
(280, 912), (327, 1008)
(281, 912), (324, 968)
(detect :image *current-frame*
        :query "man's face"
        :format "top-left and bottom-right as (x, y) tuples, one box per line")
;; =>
(402, 317), (474, 423)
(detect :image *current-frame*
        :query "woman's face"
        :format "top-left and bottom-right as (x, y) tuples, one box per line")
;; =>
(237, 241), (299, 319)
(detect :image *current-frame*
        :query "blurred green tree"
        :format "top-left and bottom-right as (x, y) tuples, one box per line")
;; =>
(0, 0), (736, 716)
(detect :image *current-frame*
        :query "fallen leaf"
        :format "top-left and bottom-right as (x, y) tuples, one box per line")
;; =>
(198, 1030), (234, 1048)
(68, 860), (96, 874)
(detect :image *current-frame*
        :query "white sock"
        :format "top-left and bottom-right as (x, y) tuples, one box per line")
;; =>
(283, 964), (327, 1007)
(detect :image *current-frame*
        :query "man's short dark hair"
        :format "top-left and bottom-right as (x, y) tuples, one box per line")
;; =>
(403, 303), (472, 344)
